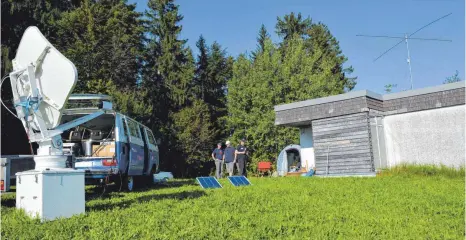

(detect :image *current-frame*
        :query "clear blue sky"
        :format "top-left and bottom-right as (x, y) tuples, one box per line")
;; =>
(129, 0), (464, 94)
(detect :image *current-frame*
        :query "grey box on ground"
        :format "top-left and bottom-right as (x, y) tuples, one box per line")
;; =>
(16, 169), (85, 221)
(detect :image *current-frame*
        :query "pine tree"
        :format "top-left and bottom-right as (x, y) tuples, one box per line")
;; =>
(207, 42), (231, 142)
(194, 37), (230, 110)
(252, 24), (270, 59)
(276, 13), (356, 92)
(172, 99), (216, 176)
(144, 0), (195, 176)
(207, 42), (229, 109)
(194, 35), (209, 101)
(144, 0), (191, 122)
(275, 12), (312, 41)
(145, 0), (192, 110)
(257, 24), (270, 53)
(53, 0), (144, 92)
(304, 23), (356, 91)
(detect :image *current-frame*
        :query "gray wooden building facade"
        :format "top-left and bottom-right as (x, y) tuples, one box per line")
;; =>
(274, 81), (465, 176)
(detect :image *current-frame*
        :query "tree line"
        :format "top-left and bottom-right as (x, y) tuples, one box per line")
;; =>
(1, 0), (356, 177)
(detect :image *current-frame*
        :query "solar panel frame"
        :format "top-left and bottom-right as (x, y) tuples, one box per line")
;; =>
(227, 176), (252, 187)
(196, 177), (222, 189)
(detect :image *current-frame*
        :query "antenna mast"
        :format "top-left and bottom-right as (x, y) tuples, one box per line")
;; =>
(357, 13), (452, 90)
(405, 34), (413, 90)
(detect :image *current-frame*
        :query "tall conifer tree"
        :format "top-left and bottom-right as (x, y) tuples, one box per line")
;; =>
(144, 0), (195, 176)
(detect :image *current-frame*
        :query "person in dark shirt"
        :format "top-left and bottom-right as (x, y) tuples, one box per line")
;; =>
(211, 143), (224, 179)
(223, 140), (236, 176)
(235, 139), (247, 176)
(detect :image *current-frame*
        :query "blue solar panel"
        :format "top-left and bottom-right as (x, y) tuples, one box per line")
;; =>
(227, 176), (251, 187)
(196, 177), (222, 189)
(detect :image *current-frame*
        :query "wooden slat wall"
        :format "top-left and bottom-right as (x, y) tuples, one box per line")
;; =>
(312, 112), (375, 175)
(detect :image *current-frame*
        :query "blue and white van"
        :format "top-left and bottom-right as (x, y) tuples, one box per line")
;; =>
(60, 94), (159, 191)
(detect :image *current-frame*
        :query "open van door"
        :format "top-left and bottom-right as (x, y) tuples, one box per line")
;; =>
(143, 128), (159, 175)
(124, 117), (145, 176)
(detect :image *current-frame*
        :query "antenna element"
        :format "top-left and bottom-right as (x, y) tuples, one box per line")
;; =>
(357, 13), (452, 90)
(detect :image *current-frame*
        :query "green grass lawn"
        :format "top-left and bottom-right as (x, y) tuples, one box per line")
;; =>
(1, 167), (464, 239)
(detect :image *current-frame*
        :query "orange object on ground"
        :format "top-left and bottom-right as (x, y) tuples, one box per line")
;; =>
(257, 162), (272, 176)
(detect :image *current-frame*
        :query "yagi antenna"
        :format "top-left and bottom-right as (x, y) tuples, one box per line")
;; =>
(357, 12), (452, 90)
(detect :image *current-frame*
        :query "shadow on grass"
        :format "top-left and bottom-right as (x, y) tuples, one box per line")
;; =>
(1, 179), (199, 209)
(85, 179), (198, 200)
(1, 194), (16, 208)
(86, 189), (206, 212)
(135, 179), (199, 191)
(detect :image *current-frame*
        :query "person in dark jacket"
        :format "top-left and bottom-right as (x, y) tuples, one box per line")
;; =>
(211, 143), (224, 179)
(223, 140), (236, 176)
(235, 139), (247, 176)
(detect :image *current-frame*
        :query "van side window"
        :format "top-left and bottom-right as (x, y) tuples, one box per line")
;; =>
(146, 129), (156, 145)
(122, 117), (129, 137)
(127, 119), (141, 139)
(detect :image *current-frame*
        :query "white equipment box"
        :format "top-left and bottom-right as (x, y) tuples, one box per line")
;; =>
(16, 169), (85, 221)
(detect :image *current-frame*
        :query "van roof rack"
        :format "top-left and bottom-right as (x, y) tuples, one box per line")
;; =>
(66, 94), (113, 110)
(69, 94), (112, 101)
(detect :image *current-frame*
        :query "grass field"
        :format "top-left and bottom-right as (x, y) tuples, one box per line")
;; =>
(1, 165), (465, 239)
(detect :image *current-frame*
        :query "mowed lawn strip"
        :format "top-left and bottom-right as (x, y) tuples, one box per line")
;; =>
(1, 170), (464, 239)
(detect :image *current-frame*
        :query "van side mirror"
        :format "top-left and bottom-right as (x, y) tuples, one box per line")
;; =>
(156, 138), (161, 145)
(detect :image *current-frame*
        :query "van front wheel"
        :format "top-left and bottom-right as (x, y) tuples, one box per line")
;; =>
(127, 176), (135, 191)
(117, 174), (136, 192)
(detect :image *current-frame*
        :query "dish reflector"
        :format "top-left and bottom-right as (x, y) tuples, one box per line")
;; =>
(12, 26), (77, 130)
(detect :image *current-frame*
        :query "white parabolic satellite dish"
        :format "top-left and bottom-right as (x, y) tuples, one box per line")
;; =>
(12, 26), (77, 130)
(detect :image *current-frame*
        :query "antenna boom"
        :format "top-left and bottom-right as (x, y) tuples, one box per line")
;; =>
(408, 12), (452, 37)
(373, 40), (404, 62)
(357, 12), (452, 91)
(370, 12), (452, 62)
(356, 34), (451, 42)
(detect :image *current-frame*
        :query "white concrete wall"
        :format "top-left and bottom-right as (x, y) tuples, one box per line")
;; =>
(300, 126), (315, 170)
(383, 105), (465, 168)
